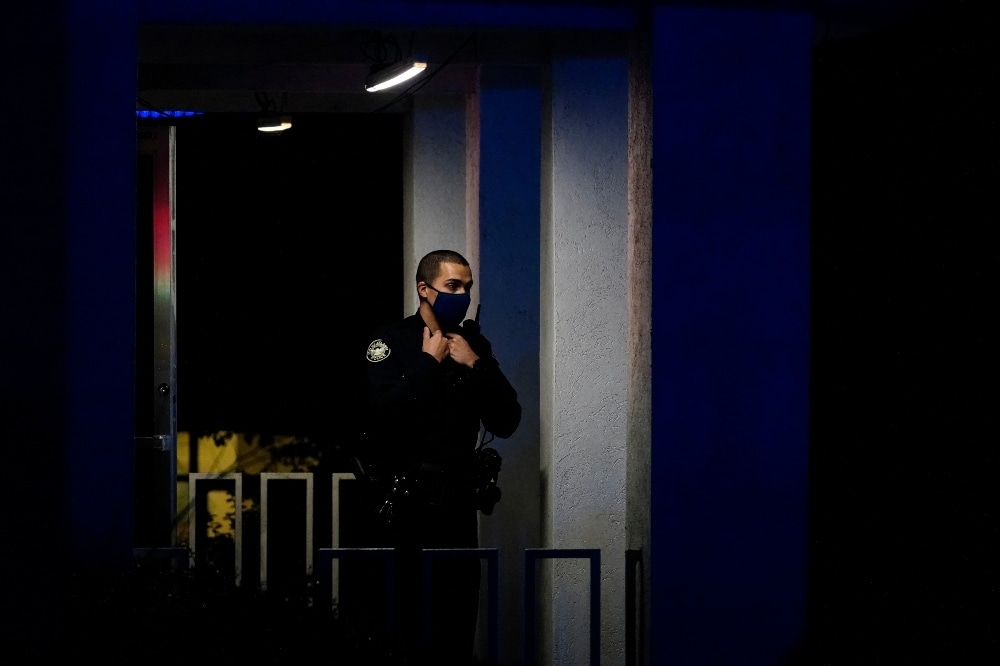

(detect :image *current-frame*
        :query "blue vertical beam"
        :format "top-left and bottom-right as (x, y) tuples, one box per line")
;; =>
(478, 65), (542, 666)
(65, 1), (139, 565)
(650, 8), (812, 665)
(478, 66), (542, 393)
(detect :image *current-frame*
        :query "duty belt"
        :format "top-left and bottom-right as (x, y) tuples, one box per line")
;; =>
(413, 462), (474, 506)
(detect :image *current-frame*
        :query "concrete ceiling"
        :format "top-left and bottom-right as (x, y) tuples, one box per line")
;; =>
(136, 1), (962, 115)
(138, 24), (591, 114)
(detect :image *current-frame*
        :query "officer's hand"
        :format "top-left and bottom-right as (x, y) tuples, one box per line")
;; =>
(422, 326), (449, 362)
(446, 332), (480, 368)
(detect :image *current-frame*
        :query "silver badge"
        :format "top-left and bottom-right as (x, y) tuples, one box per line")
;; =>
(366, 339), (391, 362)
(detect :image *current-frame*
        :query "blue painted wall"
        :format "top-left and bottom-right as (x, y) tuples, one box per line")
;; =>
(650, 7), (812, 664)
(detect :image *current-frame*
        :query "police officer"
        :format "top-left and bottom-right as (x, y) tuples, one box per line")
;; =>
(362, 249), (521, 664)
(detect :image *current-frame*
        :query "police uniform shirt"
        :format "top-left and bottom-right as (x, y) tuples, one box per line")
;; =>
(364, 312), (521, 472)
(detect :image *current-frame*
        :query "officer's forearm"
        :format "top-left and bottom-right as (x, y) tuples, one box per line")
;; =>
(484, 400), (521, 439)
(479, 370), (522, 438)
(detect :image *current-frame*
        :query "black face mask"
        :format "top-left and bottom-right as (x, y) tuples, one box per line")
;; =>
(425, 284), (471, 330)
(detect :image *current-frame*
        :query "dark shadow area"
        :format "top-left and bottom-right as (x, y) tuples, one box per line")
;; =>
(65, 559), (395, 665)
(172, 111), (403, 441)
(111, 112), (417, 661)
(809, 3), (996, 662)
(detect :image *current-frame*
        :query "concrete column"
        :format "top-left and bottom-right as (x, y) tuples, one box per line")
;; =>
(541, 43), (630, 665)
(650, 8), (812, 665)
(476, 65), (543, 665)
(403, 95), (469, 314)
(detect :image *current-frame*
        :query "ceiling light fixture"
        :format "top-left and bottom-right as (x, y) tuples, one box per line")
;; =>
(360, 31), (428, 93)
(255, 91), (291, 133)
(365, 58), (427, 92)
(257, 115), (292, 132)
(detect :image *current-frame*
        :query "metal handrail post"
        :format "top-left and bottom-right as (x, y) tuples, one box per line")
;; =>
(524, 548), (601, 666)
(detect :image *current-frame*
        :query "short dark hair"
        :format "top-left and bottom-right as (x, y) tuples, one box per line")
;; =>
(416, 249), (469, 284)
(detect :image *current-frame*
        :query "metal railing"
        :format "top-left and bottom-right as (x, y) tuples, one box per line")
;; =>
(141, 472), (643, 665)
(524, 548), (602, 665)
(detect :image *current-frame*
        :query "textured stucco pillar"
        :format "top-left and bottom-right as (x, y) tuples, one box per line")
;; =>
(475, 65), (543, 665)
(650, 7), (811, 665)
(541, 43), (629, 665)
(403, 95), (469, 313)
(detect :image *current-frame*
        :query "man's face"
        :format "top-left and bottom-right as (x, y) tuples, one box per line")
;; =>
(419, 262), (474, 305)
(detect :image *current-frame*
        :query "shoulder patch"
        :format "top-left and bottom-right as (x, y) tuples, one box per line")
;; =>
(366, 339), (391, 362)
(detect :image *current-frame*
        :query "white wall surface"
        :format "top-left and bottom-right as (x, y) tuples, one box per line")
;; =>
(542, 50), (630, 665)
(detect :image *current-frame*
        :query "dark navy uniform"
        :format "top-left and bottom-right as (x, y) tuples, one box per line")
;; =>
(362, 312), (521, 664)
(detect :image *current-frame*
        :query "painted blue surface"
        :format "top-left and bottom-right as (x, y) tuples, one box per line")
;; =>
(137, 0), (634, 29)
(650, 7), (812, 664)
(66, 1), (140, 563)
(477, 71), (542, 665)
(479, 76), (542, 360)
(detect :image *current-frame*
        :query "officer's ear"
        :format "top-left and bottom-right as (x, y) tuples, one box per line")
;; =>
(417, 281), (430, 300)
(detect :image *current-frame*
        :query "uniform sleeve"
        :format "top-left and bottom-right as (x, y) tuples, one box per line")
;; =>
(470, 341), (522, 439)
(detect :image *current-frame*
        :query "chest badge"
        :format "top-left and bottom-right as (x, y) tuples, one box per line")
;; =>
(366, 339), (391, 362)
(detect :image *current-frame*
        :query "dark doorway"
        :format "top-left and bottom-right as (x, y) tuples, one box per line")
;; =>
(174, 112), (403, 441)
